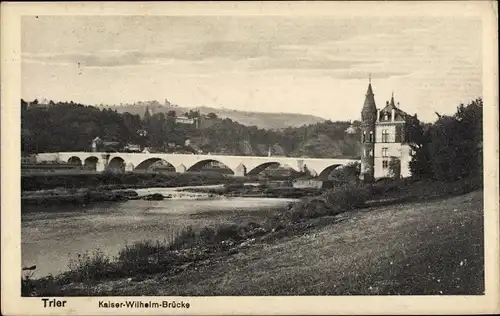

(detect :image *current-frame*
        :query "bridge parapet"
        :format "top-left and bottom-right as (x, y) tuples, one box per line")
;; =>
(34, 152), (360, 177)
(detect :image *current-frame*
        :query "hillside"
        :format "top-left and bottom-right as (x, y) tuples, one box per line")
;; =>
(21, 99), (361, 158)
(101, 101), (326, 129)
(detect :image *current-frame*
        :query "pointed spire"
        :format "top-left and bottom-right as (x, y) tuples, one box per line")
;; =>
(366, 82), (374, 96)
(362, 77), (377, 122)
(390, 91), (395, 107)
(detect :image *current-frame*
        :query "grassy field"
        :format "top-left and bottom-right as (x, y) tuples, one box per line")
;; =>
(49, 190), (483, 296)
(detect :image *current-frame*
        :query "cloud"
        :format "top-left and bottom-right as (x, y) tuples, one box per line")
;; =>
(171, 41), (280, 61)
(250, 57), (375, 71)
(22, 39), (375, 73)
(330, 70), (410, 79)
(22, 51), (148, 68)
(22, 40), (281, 67)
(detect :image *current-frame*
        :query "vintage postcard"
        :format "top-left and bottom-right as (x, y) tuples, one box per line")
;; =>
(1, 1), (499, 315)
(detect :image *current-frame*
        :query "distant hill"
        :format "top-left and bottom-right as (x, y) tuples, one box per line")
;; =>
(100, 101), (326, 129)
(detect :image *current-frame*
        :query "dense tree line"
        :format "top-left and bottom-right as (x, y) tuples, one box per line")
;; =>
(21, 99), (361, 158)
(409, 99), (483, 181)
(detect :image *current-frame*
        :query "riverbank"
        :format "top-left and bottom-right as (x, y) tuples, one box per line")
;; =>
(22, 189), (484, 296)
(21, 183), (309, 209)
(22, 171), (250, 192)
(21, 187), (219, 209)
(21, 172), (244, 208)
(22, 172), (322, 208)
(179, 183), (323, 199)
(22, 177), (483, 296)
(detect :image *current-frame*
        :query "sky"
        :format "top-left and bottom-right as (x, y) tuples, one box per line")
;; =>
(21, 14), (482, 122)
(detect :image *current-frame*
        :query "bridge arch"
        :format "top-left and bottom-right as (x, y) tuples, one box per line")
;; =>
(318, 164), (342, 179)
(67, 156), (82, 166)
(135, 158), (176, 172)
(187, 159), (234, 175)
(83, 156), (99, 171)
(247, 162), (281, 176)
(108, 157), (125, 173)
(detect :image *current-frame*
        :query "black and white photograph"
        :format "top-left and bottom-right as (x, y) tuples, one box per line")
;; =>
(1, 1), (499, 315)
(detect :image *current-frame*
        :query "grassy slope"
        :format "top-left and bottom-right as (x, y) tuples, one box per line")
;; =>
(64, 190), (485, 296)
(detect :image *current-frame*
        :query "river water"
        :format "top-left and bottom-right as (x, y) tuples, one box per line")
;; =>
(21, 186), (295, 278)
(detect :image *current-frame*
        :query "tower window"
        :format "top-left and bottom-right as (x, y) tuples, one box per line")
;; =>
(382, 160), (389, 168)
(395, 125), (405, 143)
(369, 131), (374, 142)
(362, 131), (366, 143)
(382, 147), (388, 157)
(382, 129), (389, 142)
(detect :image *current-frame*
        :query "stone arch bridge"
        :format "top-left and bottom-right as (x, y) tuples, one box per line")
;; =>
(35, 152), (359, 178)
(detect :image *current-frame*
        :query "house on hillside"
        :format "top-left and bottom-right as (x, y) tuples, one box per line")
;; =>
(359, 80), (417, 181)
(175, 116), (194, 124)
(124, 144), (141, 152)
(175, 116), (201, 127)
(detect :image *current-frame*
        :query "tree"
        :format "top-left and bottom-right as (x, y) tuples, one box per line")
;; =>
(408, 117), (433, 179)
(166, 110), (177, 118)
(145, 113), (168, 149)
(329, 162), (360, 183)
(409, 98), (483, 181)
(388, 157), (401, 180)
(455, 99), (483, 178)
(207, 112), (218, 119)
(185, 110), (201, 119)
(20, 98), (365, 158)
(21, 99), (28, 111)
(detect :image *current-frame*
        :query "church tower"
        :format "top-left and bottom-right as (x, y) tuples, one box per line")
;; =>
(360, 78), (377, 182)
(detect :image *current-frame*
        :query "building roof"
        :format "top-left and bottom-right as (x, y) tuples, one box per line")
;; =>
(345, 124), (358, 134)
(361, 82), (377, 121)
(379, 93), (408, 122)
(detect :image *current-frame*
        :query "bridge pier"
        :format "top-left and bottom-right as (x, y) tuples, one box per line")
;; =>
(234, 163), (247, 177)
(96, 160), (106, 172)
(297, 159), (305, 172)
(176, 164), (186, 173)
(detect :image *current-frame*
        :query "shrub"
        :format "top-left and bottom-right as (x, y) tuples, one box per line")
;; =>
(118, 240), (164, 263)
(369, 179), (406, 197)
(169, 226), (196, 250)
(214, 224), (244, 241)
(117, 240), (173, 274)
(169, 223), (255, 251)
(21, 270), (36, 296)
(322, 183), (371, 212)
(122, 173), (140, 185)
(67, 249), (113, 282)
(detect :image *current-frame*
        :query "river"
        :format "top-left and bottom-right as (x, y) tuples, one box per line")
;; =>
(21, 186), (296, 278)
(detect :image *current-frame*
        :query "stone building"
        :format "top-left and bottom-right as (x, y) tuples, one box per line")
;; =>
(359, 80), (414, 181)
